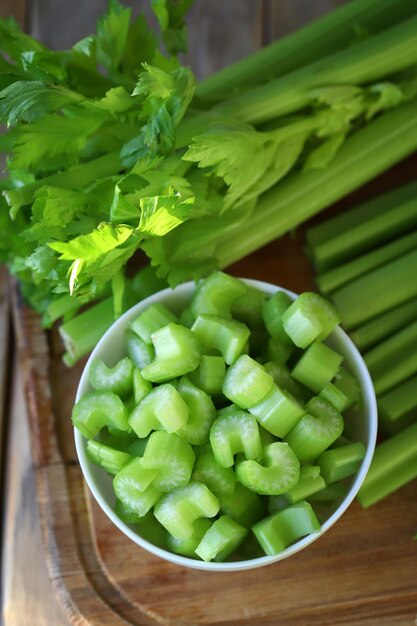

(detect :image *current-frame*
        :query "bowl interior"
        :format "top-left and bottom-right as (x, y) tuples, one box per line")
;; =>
(74, 279), (377, 571)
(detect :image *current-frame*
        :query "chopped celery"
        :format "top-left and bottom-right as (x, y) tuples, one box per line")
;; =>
(89, 357), (133, 398)
(319, 367), (360, 412)
(129, 384), (190, 438)
(191, 315), (250, 365)
(265, 337), (293, 364)
(253, 501), (320, 556)
(140, 431), (195, 492)
(236, 442), (300, 495)
(195, 515), (247, 562)
(248, 383), (305, 438)
(113, 458), (161, 517)
(308, 482), (348, 502)
(231, 286), (266, 328)
(141, 323), (202, 382)
(72, 391), (130, 439)
(317, 442), (366, 484)
(284, 397), (344, 463)
(282, 292), (340, 348)
(284, 465), (326, 504)
(209, 411), (262, 468)
(130, 303), (178, 344)
(291, 341), (343, 393)
(190, 271), (246, 318)
(167, 519), (212, 558)
(222, 355), (273, 409)
(263, 361), (311, 401)
(86, 439), (132, 475)
(189, 355), (226, 396)
(154, 481), (220, 540)
(176, 376), (216, 445)
(114, 498), (142, 524)
(357, 422), (417, 507)
(350, 297), (417, 351)
(261, 291), (293, 343)
(192, 447), (236, 496)
(125, 329), (155, 369)
(132, 369), (153, 404)
(218, 483), (265, 528)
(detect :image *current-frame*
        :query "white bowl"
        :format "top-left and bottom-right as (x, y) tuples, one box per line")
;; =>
(74, 279), (377, 572)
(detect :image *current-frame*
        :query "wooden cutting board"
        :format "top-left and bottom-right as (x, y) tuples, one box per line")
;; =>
(11, 157), (417, 624)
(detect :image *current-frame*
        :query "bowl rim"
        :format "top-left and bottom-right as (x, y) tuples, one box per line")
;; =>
(74, 278), (378, 572)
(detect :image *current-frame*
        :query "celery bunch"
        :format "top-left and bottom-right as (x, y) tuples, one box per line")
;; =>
(1, 0), (417, 363)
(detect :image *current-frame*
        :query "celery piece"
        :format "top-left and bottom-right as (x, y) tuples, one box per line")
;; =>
(114, 498), (142, 524)
(195, 515), (247, 562)
(140, 431), (195, 492)
(129, 384), (190, 438)
(222, 355), (273, 409)
(192, 447), (236, 496)
(88, 356), (133, 398)
(317, 442), (365, 484)
(189, 355), (226, 396)
(141, 323), (202, 383)
(262, 291), (293, 343)
(317, 230), (417, 295)
(60, 298), (115, 366)
(135, 511), (169, 550)
(350, 297), (417, 352)
(364, 319), (417, 395)
(331, 249), (417, 329)
(231, 285), (266, 328)
(282, 292), (340, 348)
(72, 391), (130, 439)
(113, 458), (161, 517)
(285, 397), (344, 463)
(253, 501), (320, 556)
(236, 442), (300, 496)
(357, 422), (417, 508)
(125, 437), (149, 457)
(284, 465), (326, 505)
(86, 439), (132, 475)
(265, 338), (293, 364)
(249, 383), (305, 438)
(154, 481), (220, 540)
(319, 366), (360, 412)
(263, 361), (311, 401)
(130, 303), (178, 344)
(310, 196), (417, 273)
(179, 306), (195, 328)
(167, 518), (212, 558)
(291, 341), (343, 393)
(378, 374), (417, 432)
(218, 483), (265, 529)
(132, 369), (153, 404)
(308, 481), (348, 502)
(190, 271), (246, 319)
(176, 376), (216, 445)
(209, 411), (262, 468)
(125, 329), (155, 369)
(191, 315), (250, 365)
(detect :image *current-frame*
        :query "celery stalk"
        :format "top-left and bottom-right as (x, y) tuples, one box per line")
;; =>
(195, 0), (417, 102)
(378, 374), (417, 432)
(316, 231), (417, 295)
(331, 250), (417, 330)
(364, 320), (417, 395)
(350, 297), (417, 351)
(357, 422), (417, 508)
(215, 100), (417, 269)
(178, 16), (417, 143)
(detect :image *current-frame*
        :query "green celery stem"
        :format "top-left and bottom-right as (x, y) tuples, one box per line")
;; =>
(195, 0), (417, 101)
(216, 100), (417, 269)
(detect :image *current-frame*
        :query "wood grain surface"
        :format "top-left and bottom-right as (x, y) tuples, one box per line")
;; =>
(2, 1), (417, 625)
